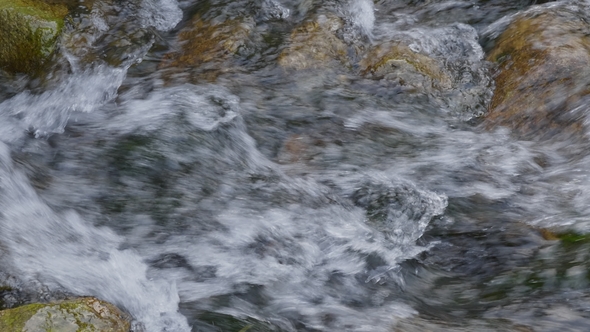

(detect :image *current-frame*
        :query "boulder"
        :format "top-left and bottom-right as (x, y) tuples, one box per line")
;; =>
(0, 0), (68, 74)
(0, 297), (131, 332)
(278, 13), (349, 70)
(484, 5), (590, 138)
(360, 42), (452, 91)
(160, 15), (255, 81)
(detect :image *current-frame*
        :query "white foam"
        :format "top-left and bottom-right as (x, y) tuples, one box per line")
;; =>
(348, 0), (375, 37)
(0, 142), (190, 332)
(0, 65), (127, 137)
(139, 0), (182, 31)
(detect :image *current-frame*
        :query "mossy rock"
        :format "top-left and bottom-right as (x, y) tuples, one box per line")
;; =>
(277, 13), (349, 70)
(484, 5), (590, 138)
(540, 228), (590, 246)
(0, 0), (69, 74)
(360, 42), (452, 91)
(160, 14), (255, 82)
(0, 297), (131, 332)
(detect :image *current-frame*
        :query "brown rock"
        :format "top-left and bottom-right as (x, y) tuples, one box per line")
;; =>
(277, 134), (314, 164)
(360, 42), (452, 91)
(160, 15), (255, 81)
(278, 13), (349, 70)
(484, 5), (590, 138)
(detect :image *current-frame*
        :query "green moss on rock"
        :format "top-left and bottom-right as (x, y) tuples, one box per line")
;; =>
(541, 229), (590, 247)
(484, 5), (590, 138)
(0, 0), (68, 74)
(0, 297), (131, 332)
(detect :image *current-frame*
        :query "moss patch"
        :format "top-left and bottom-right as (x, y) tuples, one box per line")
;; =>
(0, 297), (130, 332)
(541, 230), (590, 247)
(0, 0), (68, 74)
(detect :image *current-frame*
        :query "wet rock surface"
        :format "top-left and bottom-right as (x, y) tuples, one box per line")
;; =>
(483, 3), (590, 139)
(160, 13), (256, 82)
(0, 0), (68, 74)
(0, 297), (130, 332)
(360, 42), (452, 91)
(278, 13), (349, 70)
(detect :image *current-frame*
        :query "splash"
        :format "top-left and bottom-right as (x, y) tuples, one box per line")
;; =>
(348, 0), (375, 37)
(0, 0), (182, 137)
(0, 142), (190, 331)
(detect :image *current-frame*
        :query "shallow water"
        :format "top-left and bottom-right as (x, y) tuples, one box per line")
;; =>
(3, 0), (590, 331)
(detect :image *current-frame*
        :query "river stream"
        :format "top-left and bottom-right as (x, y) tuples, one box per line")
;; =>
(2, 0), (590, 331)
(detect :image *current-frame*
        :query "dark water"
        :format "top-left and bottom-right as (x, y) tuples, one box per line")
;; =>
(3, 0), (590, 331)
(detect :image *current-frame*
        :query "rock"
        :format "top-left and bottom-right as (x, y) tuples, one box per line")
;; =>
(277, 134), (318, 164)
(360, 42), (452, 91)
(195, 311), (282, 332)
(278, 13), (349, 70)
(484, 5), (590, 138)
(160, 15), (255, 82)
(0, 286), (11, 310)
(0, 0), (69, 74)
(0, 297), (131, 332)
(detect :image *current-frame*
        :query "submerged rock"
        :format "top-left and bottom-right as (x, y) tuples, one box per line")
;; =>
(278, 13), (349, 70)
(160, 14), (255, 82)
(484, 5), (590, 138)
(0, 0), (68, 74)
(195, 311), (283, 332)
(0, 297), (130, 332)
(360, 42), (452, 91)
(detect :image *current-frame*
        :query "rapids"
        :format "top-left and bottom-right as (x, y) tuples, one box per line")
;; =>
(2, 0), (590, 331)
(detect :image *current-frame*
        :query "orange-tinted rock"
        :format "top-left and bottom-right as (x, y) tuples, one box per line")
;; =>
(160, 15), (255, 81)
(484, 5), (590, 138)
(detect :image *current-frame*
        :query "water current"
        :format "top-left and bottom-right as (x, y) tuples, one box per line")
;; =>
(2, 0), (590, 331)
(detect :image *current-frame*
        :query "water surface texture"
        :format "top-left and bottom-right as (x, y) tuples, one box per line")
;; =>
(3, 0), (590, 331)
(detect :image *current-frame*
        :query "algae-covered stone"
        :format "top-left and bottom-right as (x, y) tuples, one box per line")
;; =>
(0, 0), (68, 74)
(360, 42), (452, 91)
(278, 13), (349, 70)
(484, 5), (590, 138)
(160, 15), (255, 81)
(0, 297), (131, 332)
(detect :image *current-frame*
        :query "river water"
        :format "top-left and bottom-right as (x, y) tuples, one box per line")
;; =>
(2, 0), (590, 331)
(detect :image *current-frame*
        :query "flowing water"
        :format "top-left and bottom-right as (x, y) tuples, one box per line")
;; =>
(2, 0), (590, 331)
